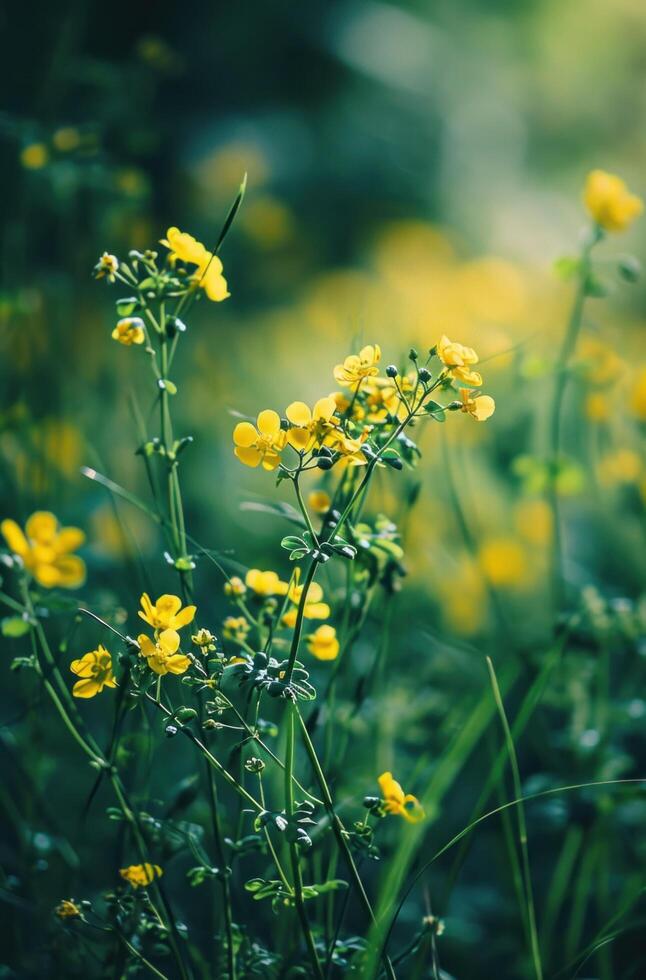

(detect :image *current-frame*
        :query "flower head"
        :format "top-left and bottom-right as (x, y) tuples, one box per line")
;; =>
(286, 396), (338, 452)
(334, 345), (381, 390)
(584, 170), (643, 232)
(55, 899), (81, 919)
(21, 143), (48, 170)
(138, 593), (196, 631)
(308, 490), (331, 514)
(223, 616), (250, 641)
(437, 335), (482, 387)
(138, 629), (191, 676)
(224, 576), (247, 597)
(245, 569), (289, 596)
(306, 625), (339, 661)
(70, 645), (117, 699)
(233, 410), (287, 470)
(458, 388), (495, 421)
(1, 511), (85, 588)
(378, 772), (425, 823)
(282, 570), (330, 627)
(192, 627), (217, 652)
(119, 863), (163, 888)
(326, 429), (369, 467)
(160, 226), (229, 302)
(112, 317), (145, 346)
(94, 252), (119, 282)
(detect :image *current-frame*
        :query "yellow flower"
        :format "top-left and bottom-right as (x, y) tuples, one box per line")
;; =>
(306, 625), (339, 661)
(584, 170), (643, 232)
(1, 511), (86, 588)
(333, 344), (381, 390)
(378, 772), (425, 823)
(20, 143), (48, 170)
(119, 863), (163, 888)
(52, 127), (81, 152)
(94, 252), (119, 282)
(285, 396), (338, 452)
(598, 448), (642, 485)
(308, 490), (331, 514)
(478, 538), (529, 588)
(630, 368), (646, 420)
(245, 568), (289, 596)
(363, 375), (411, 422)
(55, 899), (81, 919)
(458, 388), (495, 421)
(437, 335), (482, 387)
(513, 499), (553, 547)
(326, 429), (369, 467)
(138, 593), (196, 631)
(138, 629), (191, 676)
(224, 576), (247, 597)
(233, 410), (287, 470)
(70, 645), (117, 699)
(111, 317), (145, 346)
(585, 392), (610, 422)
(192, 628), (216, 651)
(223, 616), (250, 641)
(282, 571), (330, 628)
(160, 226), (229, 302)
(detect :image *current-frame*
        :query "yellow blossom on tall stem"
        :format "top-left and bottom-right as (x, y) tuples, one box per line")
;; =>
(282, 571), (330, 628)
(306, 624), (339, 660)
(138, 629), (191, 675)
(285, 396), (338, 452)
(459, 387), (495, 421)
(437, 335), (482, 387)
(119, 863), (163, 888)
(70, 645), (117, 698)
(1, 511), (86, 588)
(308, 490), (331, 514)
(584, 170), (643, 232)
(233, 410), (287, 470)
(55, 899), (81, 919)
(160, 226), (229, 301)
(94, 252), (119, 281)
(245, 569), (288, 596)
(138, 593), (196, 631)
(378, 771), (425, 823)
(333, 344), (381, 390)
(112, 317), (145, 346)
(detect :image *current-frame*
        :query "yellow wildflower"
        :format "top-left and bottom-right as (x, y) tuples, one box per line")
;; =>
(378, 772), (425, 823)
(20, 143), (48, 170)
(585, 392), (610, 422)
(224, 576), (247, 597)
(55, 899), (81, 919)
(285, 396), (338, 452)
(223, 616), (250, 641)
(282, 571), (330, 628)
(70, 645), (117, 699)
(111, 317), (145, 346)
(52, 127), (81, 152)
(1, 511), (85, 588)
(119, 863), (163, 888)
(138, 629), (191, 676)
(437, 335), (482, 387)
(138, 593), (196, 631)
(192, 628), (216, 651)
(479, 538), (529, 588)
(306, 624), (339, 661)
(584, 170), (643, 232)
(333, 344), (381, 390)
(630, 367), (646, 420)
(326, 429), (369, 467)
(160, 226), (229, 302)
(233, 410), (287, 470)
(513, 499), (553, 546)
(598, 449), (642, 485)
(458, 388), (495, 421)
(245, 569), (289, 596)
(308, 490), (331, 514)
(363, 375), (410, 422)
(94, 252), (119, 282)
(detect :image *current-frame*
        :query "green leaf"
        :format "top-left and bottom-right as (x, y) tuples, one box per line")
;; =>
(116, 297), (139, 316)
(424, 400), (446, 421)
(2, 616), (32, 638)
(159, 379), (177, 395)
(553, 256), (581, 280)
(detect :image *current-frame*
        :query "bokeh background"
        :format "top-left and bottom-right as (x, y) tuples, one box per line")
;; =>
(1, 1), (645, 977)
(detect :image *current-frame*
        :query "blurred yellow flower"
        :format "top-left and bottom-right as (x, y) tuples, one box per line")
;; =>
(478, 538), (529, 588)
(70, 645), (117, 699)
(55, 899), (81, 919)
(20, 143), (48, 170)
(138, 629), (190, 675)
(52, 127), (81, 152)
(585, 392), (610, 422)
(308, 490), (331, 514)
(138, 593), (196, 631)
(245, 569), (288, 596)
(119, 863), (163, 888)
(598, 449), (642, 485)
(584, 170), (643, 232)
(437, 335), (482, 386)
(233, 410), (287, 470)
(378, 771), (425, 823)
(112, 317), (145, 346)
(513, 499), (553, 546)
(286, 396), (338, 452)
(224, 575), (247, 597)
(223, 616), (250, 641)
(161, 226), (229, 302)
(1, 511), (85, 588)
(459, 388), (495, 421)
(630, 368), (646, 420)
(94, 252), (119, 282)
(333, 344), (381, 390)
(577, 337), (624, 387)
(306, 624), (339, 661)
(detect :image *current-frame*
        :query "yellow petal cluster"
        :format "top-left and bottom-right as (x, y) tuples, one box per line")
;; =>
(112, 317), (145, 346)
(245, 568), (288, 596)
(70, 645), (117, 699)
(233, 410), (287, 470)
(459, 388), (495, 421)
(119, 863), (163, 888)
(333, 344), (381, 390)
(584, 170), (643, 232)
(282, 571), (330, 628)
(286, 396), (338, 452)
(161, 226), (229, 302)
(437, 335), (482, 387)
(378, 771), (425, 823)
(138, 628), (191, 676)
(306, 624), (339, 661)
(138, 593), (196, 631)
(1, 511), (85, 589)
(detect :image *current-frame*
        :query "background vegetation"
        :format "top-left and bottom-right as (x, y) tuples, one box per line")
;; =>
(1, 1), (645, 977)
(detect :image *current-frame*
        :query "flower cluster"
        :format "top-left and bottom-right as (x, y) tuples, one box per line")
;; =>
(1, 511), (85, 589)
(136, 593), (195, 676)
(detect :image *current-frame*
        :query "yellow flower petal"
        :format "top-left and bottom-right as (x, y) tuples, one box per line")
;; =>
(26, 511), (58, 543)
(234, 446), (262, 467)
(1, 519), (29, 557)
(256, 409), (281, 438)
(233, 421), (259, 448)
(286, 401), (312, 426)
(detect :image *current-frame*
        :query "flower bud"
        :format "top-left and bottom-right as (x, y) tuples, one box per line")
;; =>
(418, 367), (431, 383)
(386, 364), (398, 378)
(409, 347), (418, 361)
(317, 456), (334, 471)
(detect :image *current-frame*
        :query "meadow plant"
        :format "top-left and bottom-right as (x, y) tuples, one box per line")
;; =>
(1, 171), (643, 979)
